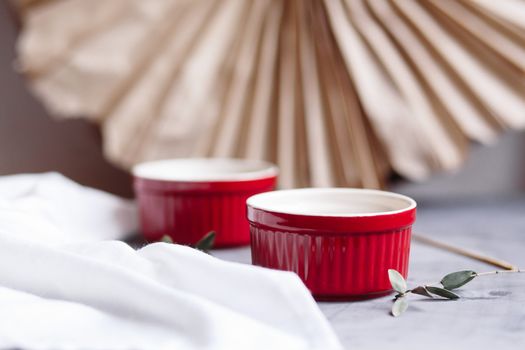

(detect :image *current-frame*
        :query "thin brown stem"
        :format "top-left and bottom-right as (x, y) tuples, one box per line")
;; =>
(476, 269), (523, 277)
(413, 233), (517, 270)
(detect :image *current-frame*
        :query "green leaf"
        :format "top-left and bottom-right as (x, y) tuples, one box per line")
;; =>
(440, 270), (477, 290)
(388, 269), (407, 294)
(392, 296), (408, 317)
(426, 286), (460, 300)
(195, 231), (216, 252)
(161, 235), (173, 244)
(411, 286), (433, 298)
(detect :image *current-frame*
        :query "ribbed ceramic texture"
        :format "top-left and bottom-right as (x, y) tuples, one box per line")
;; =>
(139, 192), (243, 246)
(250, 225), (412, 299)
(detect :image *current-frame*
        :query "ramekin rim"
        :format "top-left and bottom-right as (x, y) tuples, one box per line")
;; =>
(246, 188), (416, 218)
(132, 158), (278, 182)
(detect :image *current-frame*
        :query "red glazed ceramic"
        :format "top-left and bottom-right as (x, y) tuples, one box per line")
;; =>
(134, 158), (278, 247)
(247, 188), (416, 300)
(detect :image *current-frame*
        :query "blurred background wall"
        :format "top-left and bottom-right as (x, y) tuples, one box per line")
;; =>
(0, 2), (133, 197)
(0, 1), (524, 199)
(390, 130), (525, 200)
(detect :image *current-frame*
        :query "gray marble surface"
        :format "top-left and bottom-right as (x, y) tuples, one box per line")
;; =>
(212, 195), (525, 349)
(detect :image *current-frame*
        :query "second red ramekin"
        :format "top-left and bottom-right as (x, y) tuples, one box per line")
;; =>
(247, 188), (416, 300)
(133, 158), (278, 247)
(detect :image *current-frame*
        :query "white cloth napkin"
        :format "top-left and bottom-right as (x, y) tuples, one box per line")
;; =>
(0, 173), (342, 350)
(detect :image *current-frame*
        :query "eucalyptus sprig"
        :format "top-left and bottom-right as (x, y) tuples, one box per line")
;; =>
(388, 268), (523, 317)
(193, 231), (216, 252)
(161, 231), (216, 253)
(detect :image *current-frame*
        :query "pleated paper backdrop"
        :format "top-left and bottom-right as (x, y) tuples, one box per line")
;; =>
(14, 0), (525, 188)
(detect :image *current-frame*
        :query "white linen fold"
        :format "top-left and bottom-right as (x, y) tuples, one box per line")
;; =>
(0, 173), (342, 350)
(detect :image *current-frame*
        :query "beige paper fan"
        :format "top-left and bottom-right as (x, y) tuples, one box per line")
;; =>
(14, 0), (525, 188)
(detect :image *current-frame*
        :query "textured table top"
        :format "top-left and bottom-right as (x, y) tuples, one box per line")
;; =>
(212, 195), (525, 349)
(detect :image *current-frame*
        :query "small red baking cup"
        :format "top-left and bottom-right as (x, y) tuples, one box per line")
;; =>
(247, 188), (416, 300)
(134, 158), (278, 247)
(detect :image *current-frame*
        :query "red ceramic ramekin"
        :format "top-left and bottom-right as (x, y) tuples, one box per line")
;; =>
(247, 188), (416, 300)
(133, 158), (278, 247)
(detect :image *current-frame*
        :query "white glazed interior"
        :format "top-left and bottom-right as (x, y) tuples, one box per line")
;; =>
(247, 188), (416, 217)
(133, 158), (278, 182)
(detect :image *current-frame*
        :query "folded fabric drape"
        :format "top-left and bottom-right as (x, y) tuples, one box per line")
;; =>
(0, 173), (341, 349)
